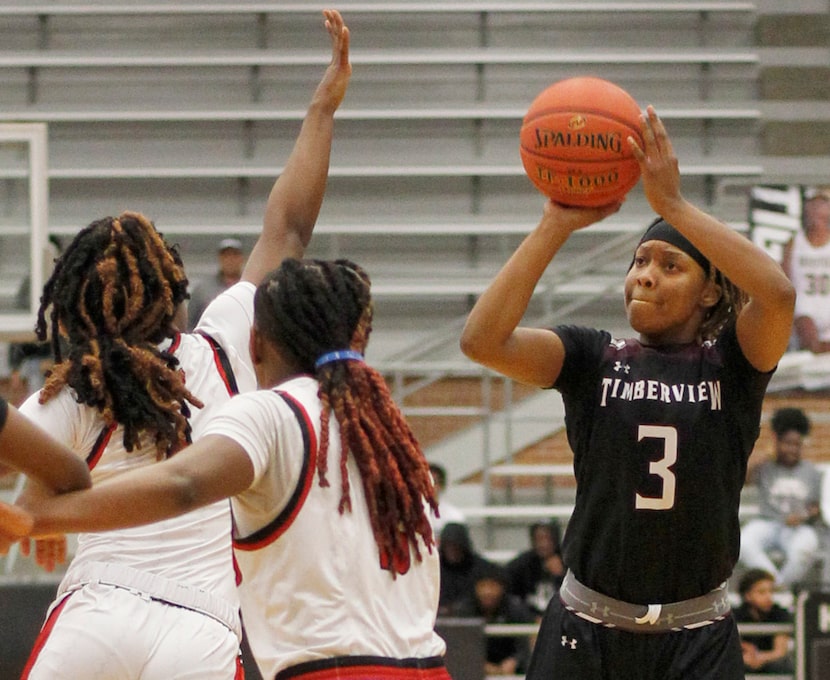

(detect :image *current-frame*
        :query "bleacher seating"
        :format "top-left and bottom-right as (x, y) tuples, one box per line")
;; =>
(0, 0), (763, 356)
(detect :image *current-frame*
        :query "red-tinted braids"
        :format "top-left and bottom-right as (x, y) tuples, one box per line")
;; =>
(253, 258), (438, 575)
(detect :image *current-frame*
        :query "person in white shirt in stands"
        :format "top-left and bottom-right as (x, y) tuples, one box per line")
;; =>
(783, 186), (830, 354)
(740, 407), (824, 589)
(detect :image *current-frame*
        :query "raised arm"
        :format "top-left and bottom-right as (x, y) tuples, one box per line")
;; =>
(629, 106), (795, 372)
(242, 9), (352, 285)
(460, 200), (619, 387)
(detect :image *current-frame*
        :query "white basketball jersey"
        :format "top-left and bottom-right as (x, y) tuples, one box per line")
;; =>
(790, 229), (830, 342)
(20, 282), (258, 627)
(201, 376), (446, 680)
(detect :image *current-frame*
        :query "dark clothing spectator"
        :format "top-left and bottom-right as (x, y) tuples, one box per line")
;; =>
(187, 238), (246, 329)
(438, 522), (493, 617)
(734, 568), (794, 675)
(506, 520), (565, 617)
(455, 564), (536, 677)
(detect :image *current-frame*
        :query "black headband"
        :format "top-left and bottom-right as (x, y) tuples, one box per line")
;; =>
(635, 218), (710, 274)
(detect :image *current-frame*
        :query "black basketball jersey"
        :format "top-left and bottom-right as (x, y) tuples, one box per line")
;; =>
(553, 322), (772, 604)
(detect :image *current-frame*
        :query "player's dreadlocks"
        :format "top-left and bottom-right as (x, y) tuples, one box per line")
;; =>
(36, 211), (203, 458)
(253, 258), (438, 575)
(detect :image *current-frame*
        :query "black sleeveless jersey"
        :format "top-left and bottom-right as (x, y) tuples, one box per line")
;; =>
(553, 322), (772, 604)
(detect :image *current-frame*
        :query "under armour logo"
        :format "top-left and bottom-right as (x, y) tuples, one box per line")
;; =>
(713, 596), (729, 614)
(561, 636), (577, 650)
(634, 604), (662, 626)
(613, 361), (630, 374)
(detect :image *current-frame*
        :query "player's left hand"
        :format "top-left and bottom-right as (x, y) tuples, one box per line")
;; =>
(542, 198), (622, 235)
(0, 501), (34, 554)
(628, 105), (683, 218)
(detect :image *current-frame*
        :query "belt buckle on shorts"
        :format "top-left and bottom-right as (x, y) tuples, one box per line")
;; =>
(634, 603), (662, 626)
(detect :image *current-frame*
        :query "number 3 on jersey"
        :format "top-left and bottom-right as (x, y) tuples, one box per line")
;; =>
(635, 425), (677, 511)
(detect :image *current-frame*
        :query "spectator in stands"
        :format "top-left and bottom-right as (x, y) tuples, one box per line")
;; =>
(460, 106), (795, 679)
(733, 568), (794, 675)
(506, 520), (565, 619)
(438, 522), (494, 617)
(187, 237), (246, 329)
(783, 186), (830, 353)
(455, 563), (536, 677)
(741, 407), (823, 589)
(429, 462), (466, 538)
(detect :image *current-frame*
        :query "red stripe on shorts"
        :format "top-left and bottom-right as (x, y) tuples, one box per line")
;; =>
(19, 595), (72, 678)
(276, 656), (450, 680)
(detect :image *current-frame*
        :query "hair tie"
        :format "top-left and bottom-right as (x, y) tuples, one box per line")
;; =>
(314, 349), (364, 369)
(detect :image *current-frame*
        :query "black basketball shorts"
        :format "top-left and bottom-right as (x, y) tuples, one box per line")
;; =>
(525, 596), (745, 680)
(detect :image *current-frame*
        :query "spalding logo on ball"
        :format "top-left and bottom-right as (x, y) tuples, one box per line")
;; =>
(519, 76), (644, 207)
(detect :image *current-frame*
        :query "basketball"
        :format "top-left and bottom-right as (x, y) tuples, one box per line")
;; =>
(519, 76), (644, 207)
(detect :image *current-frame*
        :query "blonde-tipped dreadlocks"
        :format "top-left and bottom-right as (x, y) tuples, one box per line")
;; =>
(36, 211), (203, 458)
(253, 258), (438, 575)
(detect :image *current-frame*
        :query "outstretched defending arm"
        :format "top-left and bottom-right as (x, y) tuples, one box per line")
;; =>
(0, 402), (90, 495)
(242, 9), (352, 285)
(0, 401), (91, 554)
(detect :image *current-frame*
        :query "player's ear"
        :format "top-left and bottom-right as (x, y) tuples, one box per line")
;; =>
(249, 326), (263, 365)
(700, 278), (722, 309)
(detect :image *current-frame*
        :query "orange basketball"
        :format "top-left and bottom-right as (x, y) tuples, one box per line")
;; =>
(519, 76), (644, 207)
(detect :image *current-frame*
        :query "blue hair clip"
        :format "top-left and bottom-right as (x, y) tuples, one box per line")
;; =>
(314, 349), (364, 370)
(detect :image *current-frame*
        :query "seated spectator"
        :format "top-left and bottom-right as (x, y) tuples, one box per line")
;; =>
(455, 564), (536, 677)
(733, 568), (794, 675)
(438, 522), (493, 617)
(740, 407), (824, 589)
(506, 520), (565, 618)
(782, 186), (830, 353)
(429, 462), (466, 538)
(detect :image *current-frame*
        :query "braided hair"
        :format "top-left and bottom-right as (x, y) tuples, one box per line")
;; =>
(36, 211), (203, 458)
(253, 258), (438, 575)
(699, 268), (746, 343)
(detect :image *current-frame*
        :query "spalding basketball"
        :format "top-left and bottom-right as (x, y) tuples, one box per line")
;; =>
(519, 76), (644, 207)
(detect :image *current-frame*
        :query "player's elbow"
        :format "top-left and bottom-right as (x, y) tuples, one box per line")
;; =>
(460, 324), (488, 364)
(168, 471), (209, 513)
(771, 278), (797, 328)
(777, 277), (797, 312)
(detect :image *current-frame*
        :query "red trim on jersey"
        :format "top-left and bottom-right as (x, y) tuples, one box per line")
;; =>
(198, 331), (239, 396)
(86, 423), (117, 471)
(19, 595), (72, 678)
(235, 652), (245, 680)
(232, 550), (243, 586)
(167, 332), (182, 354)
(232, 390), (317, 552)
(275, 656), (450, 680)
